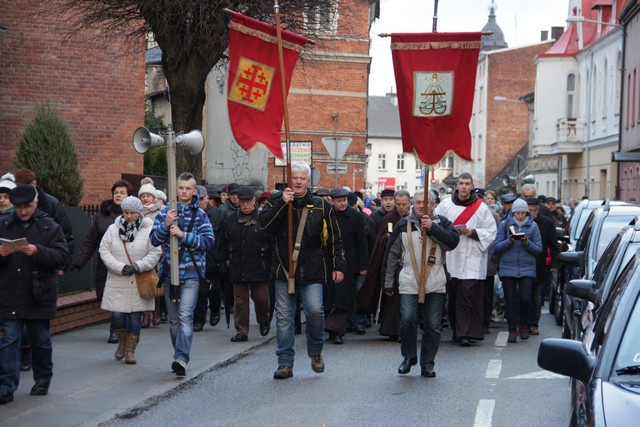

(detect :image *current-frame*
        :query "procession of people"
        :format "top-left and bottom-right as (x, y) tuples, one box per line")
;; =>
(0, 164), (566, 404)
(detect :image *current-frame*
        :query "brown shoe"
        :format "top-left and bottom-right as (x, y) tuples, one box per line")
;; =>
(529, 326), (539, 335)
(114, 329), (127, 360)
(311, 355), (325, 373)
(273, 365), (293, 379)
(141, 312), (151, 328)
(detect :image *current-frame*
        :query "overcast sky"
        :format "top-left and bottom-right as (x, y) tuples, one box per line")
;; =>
(369, 0), (571, 95)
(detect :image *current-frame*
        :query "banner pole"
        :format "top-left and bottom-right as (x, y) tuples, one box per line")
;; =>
(432, 0), (439, 32)
(274, 0), (295, 294)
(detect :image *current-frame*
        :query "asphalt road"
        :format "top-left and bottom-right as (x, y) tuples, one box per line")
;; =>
(103, 310), (571, 427)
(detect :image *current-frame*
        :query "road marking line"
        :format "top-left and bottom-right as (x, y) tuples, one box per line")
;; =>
(507, 370), (566, 379)
(473, 399), (495, 427)
(485, 359), (502, 379)
(495, 331), (508, 347)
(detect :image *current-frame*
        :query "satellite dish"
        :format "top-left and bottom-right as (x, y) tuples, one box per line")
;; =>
(175, 130), (204, 155)
(132, 127), (164, 154)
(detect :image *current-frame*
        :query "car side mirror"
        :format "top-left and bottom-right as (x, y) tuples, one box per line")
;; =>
(558, 251), (585, 270)
(538, 338), (594, 385)
(566, 279), (598, 304)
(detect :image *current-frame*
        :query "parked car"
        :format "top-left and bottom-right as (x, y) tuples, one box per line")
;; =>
(557, 201), (640, 338)
(567, 217), (640, 341)
(550, 199), (603, 324)
(538, 248), (640, 426)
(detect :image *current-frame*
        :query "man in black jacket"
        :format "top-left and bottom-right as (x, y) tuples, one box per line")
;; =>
(193, 185), (224, 331)
(324, 189), (369, 343)
(526, 198), (560, 335)
(260, 162), (345, 380)
(216, 187), (272, 342)
(0, 185), (69, 404)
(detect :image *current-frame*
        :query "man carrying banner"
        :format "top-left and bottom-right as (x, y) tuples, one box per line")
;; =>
(259, 162), (345, 380)
(384, 191), (458, 377)
(435, 173), (496, 346)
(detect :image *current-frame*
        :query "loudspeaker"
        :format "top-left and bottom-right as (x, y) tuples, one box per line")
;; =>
(502, 175), (516, 187)
(521, 174), (536, 185)
(175, 130), (204, 155)
(132, 127), (164, 154)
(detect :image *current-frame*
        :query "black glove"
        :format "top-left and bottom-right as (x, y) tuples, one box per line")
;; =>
(132, 262), (141, 273)
(122, 265), (135, 276)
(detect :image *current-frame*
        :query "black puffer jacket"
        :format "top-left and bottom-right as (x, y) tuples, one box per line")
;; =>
(73, 199), (122, 299)
(0, 210), (69, 319)
(259, 189), (346, 285)
(216, 208), (273, 283)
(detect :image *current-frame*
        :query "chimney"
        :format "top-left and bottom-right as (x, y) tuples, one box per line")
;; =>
(540, 30), (549, 41)
(551, 26), (564, 40)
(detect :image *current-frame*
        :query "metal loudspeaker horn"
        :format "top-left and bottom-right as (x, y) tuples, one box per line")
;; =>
(521, 174), (536, 185)
(132, 127), (164, 154)
(176, 130), (204, 155)
(502, 175), (516, 187)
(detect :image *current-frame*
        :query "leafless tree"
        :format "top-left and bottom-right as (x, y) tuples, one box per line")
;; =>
(53, 0), (345, 178)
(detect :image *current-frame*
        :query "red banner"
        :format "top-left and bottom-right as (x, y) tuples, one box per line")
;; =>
(390, 32), (482, 165)
(227, 12), (310, 160)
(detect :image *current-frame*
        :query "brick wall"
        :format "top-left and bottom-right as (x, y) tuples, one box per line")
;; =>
(267, 0), (371, 191)
(485, 42), (554, 184)
(0, 1), (145, 205)
(51, 291), (110, 335)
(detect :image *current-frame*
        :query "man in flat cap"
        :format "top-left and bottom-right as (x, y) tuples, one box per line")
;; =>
(220, 183), (241, 219)
(498, 193), (516, 219)
(216, 187), (272, 342)
(371, 189), (395, 233)
(0, 185), (69, 404)
(324, 189), (369, 343)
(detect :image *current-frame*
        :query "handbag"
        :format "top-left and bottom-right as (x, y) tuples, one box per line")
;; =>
(122, 241), (163, 298)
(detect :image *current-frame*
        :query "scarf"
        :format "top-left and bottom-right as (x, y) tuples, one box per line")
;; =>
(452, 190), (479, 207)
(142, 201), (162, 216)
(513, 215), (528, 228)
(119, 216), (142, 242)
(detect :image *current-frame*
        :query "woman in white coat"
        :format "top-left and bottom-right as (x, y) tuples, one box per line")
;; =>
(99, 196), (162, 364)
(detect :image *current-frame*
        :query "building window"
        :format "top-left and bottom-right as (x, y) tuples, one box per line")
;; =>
(633, 68), (637, 126)
(303, 1), (339, 35)
(591, 64), (597, 121)
(441, 153), (454, 169)
(616, 52), (622, 115)
(566, 73), (576, 119)
(397, 154), (405, 171)
(627, 73), (632, 128)
(378, 154), (386, 171)
(603, 59), (608, 118)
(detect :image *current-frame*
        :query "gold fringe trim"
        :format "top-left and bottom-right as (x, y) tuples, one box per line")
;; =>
(230, 21), (305, 53)
(391, 41), (481, 50)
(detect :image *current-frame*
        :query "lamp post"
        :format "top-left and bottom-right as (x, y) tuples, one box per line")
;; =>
(132, 126), (204, 301)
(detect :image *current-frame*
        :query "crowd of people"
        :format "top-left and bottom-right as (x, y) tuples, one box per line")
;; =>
(0, 163), (570, 404)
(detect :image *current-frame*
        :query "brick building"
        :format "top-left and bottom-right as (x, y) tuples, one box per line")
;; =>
(0, 0), (145, 205)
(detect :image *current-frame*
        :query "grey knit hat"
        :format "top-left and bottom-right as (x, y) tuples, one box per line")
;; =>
(511, 198), (529, 213)
(120, 196), (144, 215)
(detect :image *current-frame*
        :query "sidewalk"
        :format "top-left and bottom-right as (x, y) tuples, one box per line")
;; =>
(1, 312), (274, 427)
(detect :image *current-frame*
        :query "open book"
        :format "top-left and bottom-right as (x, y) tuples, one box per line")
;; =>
(509, 226), (526, 239)
(0, 238), (29, 250)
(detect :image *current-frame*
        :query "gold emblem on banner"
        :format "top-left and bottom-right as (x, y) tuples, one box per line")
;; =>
(413, 72), (454, 117)
(229, 57), (274, 111)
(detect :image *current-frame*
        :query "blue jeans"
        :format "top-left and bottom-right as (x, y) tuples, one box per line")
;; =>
(400, 293), (445, 367)
(112, 312), (143, 335)
(274, 280), (324, 367)
(0, 318), (52, 395)
(501, 277), (533, 332)
(164, 280), (199, 364)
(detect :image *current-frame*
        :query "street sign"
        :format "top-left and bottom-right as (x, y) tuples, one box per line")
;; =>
(327, 163), (348, 174)
(322, 137), (352, 161)
(275, 141), (312, 166)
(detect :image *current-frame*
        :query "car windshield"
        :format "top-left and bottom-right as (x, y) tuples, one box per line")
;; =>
(595, 217), (638, 261)
(613, 293), (640, 379)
